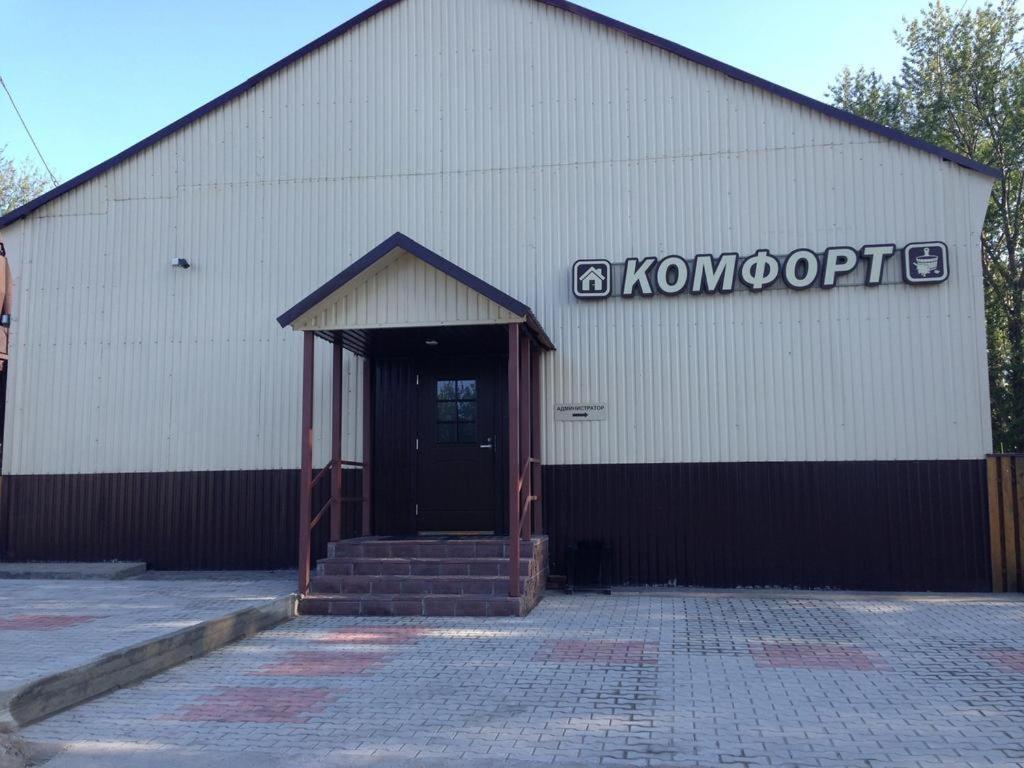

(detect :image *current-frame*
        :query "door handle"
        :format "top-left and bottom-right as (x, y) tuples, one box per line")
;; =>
(480, 437), (495, 449)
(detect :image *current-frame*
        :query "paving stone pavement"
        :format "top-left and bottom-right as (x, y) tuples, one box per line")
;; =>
(0, 571), (294, 691)
(20, 591), (1024, 767)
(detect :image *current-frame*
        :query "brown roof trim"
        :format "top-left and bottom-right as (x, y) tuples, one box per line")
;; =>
(537, 0), (999, 180)
(276, 232), (556, 350)
(0, 0), (404, 230)
(0, 0), (999, 230)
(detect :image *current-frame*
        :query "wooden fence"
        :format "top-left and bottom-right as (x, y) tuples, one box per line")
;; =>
(987, 454), (1024, 592)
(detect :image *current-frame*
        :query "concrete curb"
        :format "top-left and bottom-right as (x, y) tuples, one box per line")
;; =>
(0, 594), (296, 733)
(0, 562), (147, 580)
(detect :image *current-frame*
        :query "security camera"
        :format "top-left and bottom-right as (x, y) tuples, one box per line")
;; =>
(170, 257), (191, 269)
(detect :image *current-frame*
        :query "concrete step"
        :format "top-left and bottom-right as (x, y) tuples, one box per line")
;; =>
(327, 537), (540, 560)
(317, 556), (537, 578)
(298, 593), (529, 617)
(0, 562), (147, 580)
(309, 573), (529, 596)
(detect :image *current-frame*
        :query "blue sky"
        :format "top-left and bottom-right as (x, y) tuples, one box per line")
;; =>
(0, 0), (1002, 182)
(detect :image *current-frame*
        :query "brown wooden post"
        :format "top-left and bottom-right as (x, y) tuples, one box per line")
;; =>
(330, 342), (343, 542)
(988, 455), (1004, 592)
(519, 331), (532, 541)
(506, 323), (520, 598)
(1000, 456), (1019, 592)
(298, 331), (315, 595)
(1016, 457), (1024, 590)
(361, 355), (373, 536)
(530, 342), (542, 535)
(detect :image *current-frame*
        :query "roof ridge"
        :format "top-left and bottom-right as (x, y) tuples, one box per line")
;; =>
(0, 0), (999, 230)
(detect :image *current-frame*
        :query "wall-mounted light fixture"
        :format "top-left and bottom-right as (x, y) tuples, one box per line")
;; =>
(424, 339), (439, 346)
(170, 257), (191, 269)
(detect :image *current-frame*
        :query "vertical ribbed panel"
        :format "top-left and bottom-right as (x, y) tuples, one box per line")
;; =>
(543, 460), (991, 590)
(294, 248), (520, 331)
(0, 469), (360, 569)
(0, 0), (994, 474)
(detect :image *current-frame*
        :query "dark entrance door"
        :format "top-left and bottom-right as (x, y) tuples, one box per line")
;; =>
(416, 357), (500, 532)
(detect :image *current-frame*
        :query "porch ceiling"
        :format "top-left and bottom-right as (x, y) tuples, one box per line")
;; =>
(325, 324), (509, 357)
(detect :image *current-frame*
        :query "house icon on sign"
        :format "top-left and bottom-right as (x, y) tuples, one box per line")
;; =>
(572, 260), (611, 298)
(579, 267), (605, 291)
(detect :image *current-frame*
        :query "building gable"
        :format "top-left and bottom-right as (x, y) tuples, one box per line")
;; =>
(0, 0), (995, 477)
(0, 0), (998, 230)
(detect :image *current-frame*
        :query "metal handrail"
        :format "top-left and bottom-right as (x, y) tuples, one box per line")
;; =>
(513, 458), (537, 531)
(311, 461), (333, 490)
(515, 457), (539, 494)
(310, 498), (331, 532)
(505, 456), (540, 593)
(514, 495), (538, 538)
(312, 458), (367, 490)
(310, 494), (370, 532)
(307, 458), (370, 534)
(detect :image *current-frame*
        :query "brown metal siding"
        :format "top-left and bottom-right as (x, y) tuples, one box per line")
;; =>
(0, 469), (361, 570)
(543, 460), (991, 592)
(372, 358), (418, 535)
(1, 460), (990, 590)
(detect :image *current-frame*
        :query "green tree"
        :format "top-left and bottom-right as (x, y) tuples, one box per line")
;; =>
(0, 145), (52, 217)
(829, 0), (1024, 451)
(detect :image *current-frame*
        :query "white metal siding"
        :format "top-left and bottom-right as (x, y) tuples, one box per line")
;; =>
(293, 247), (521, 331)
(0, 0), (994, 474)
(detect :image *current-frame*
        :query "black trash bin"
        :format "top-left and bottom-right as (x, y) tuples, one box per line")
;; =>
(566, 540), (612, 594)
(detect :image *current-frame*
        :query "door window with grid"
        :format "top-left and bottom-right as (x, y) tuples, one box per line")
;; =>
(436, 379), (477, 444)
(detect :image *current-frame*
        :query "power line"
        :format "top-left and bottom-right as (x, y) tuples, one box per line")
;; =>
(0, 74), (58, 187)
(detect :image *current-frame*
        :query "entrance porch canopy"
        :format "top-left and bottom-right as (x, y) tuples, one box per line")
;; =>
(277, 233), (554, 596)
(277, 232), (554, 351)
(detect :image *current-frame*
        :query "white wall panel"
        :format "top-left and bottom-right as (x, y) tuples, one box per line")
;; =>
(0, 0), (993, 474)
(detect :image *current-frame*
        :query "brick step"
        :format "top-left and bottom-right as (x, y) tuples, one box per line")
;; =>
(317, 556), (537, 578)
(327, 537), (539, 560)
(298, 593), (528, 617)
(309, 573), (531, 596)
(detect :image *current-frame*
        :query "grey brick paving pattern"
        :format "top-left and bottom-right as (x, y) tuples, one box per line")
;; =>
(20, 592), (1024, 767)
(0, 572), (294, 690)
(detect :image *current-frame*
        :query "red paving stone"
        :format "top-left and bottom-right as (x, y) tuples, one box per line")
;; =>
(319, 626), (430, 645)
(749, 641), (890, 671)
(168, 686), (336, 723)
(255, 650), (392, 676)
(979, 649), (1024, 672)
(534, 640), (658, 665)
(0, 615), (100, 631)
